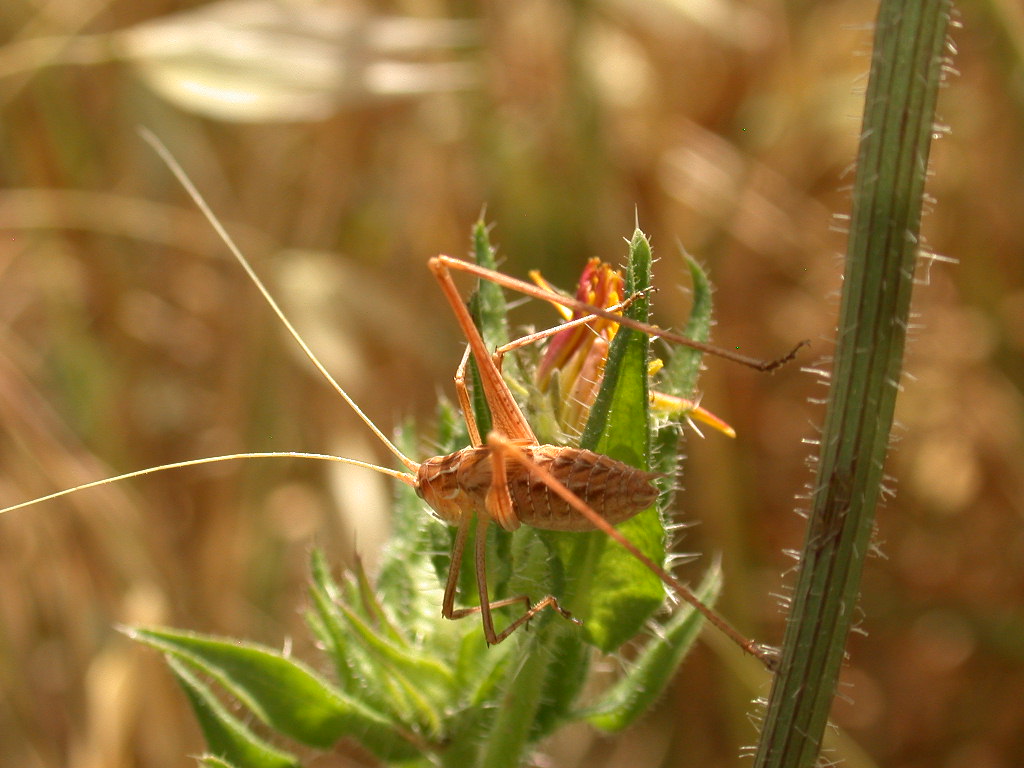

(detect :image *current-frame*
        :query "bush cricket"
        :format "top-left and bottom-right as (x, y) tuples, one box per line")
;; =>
(1, 133), (804, 669)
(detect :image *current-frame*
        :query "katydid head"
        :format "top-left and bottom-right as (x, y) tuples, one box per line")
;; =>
(414, 449), (486, 528)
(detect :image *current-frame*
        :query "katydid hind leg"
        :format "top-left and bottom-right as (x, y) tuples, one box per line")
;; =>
(485, 433), (779, 669)
(428, 256), (537, 444)
(433, 254), (806, 373)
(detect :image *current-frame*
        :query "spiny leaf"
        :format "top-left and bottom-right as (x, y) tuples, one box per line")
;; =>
(166, 656), (299, 768)
(129, 626), (422, 761)
(660, 249), (713, 395)
(578, 562), (722, 732)
(559, 228), (665, 652)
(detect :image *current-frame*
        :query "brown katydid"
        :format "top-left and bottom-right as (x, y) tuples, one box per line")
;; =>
(1, 133), (803, 668)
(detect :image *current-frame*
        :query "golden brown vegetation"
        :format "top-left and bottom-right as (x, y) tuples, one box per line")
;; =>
(0, 1), (1021, 766)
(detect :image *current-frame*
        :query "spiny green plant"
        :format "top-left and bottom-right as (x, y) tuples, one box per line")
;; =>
(125, 222), (738, 768)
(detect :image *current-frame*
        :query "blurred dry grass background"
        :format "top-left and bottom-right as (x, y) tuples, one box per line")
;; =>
(0, 1), (1021, 766)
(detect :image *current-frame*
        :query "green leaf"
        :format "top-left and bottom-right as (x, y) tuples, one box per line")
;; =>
(332, 601), (455, 730)
(199, 757), (240, 768)
(652, 251), (715, 506)
(578, 562), (721, 732)
(659, 250), (713, 396)
(557, 228), (666, 652)
(529, 623), (591, 741)
(306, 556), (405, 721)
(477, 631), (557, 768)
(129, 627), (421, 761)
(307, 550), (364, 693)
(166, 656), (299, 768)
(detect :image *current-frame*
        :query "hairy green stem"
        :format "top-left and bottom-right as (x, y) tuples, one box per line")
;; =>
(754, 3), (954, 767)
